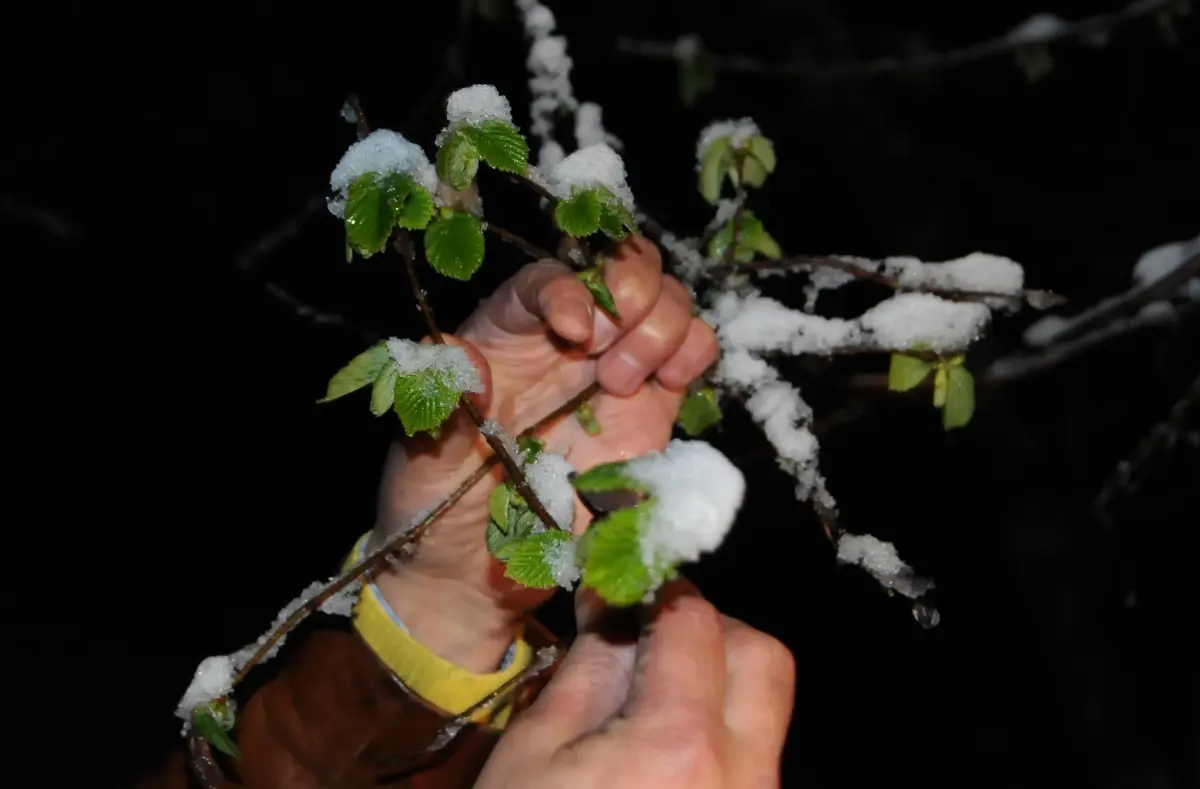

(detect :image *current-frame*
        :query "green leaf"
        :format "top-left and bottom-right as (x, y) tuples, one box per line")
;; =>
(192, 707), (241, 760)
(392, 367), (462, 436)
(581, 503), (655, 606)
(370, 363), (398, 416)
(577, 264), (620, 319)
(343, 174), (392, 258)
(424, 211), (485, 280)
(679, 49), (716, 107)
(571, 460), (648, 496)
(319, 343), (390, 403)
(677, 386), (722, 436)
(384, 173), (435, 230)
(740, 156), (769, 189)
(517, 435), (544, 460)
(503, 531), (575, 589)
(597, 194), (636, 239)
(746, 136), (776, 174)
(699, 137), (732, 204)
(435, 131), (479, 189)
(888, 354), (935, 392)
(1014, 45), (1054, 84)
(459, 119), (529, 175)
(487, 518), (516, 559)
(942, 365), (975, 430)
(489, 483), (511, 532)
(707, 212), (779, 262)
(555, 189), (603, 237)
(574, 400), (602, 436)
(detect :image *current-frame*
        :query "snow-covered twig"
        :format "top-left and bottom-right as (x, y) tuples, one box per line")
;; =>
(614, 0), (1175, 83)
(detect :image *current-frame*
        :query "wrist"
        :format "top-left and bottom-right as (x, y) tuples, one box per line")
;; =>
(373, 567), (520, 673)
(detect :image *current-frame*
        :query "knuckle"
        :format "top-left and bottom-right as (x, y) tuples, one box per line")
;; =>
(645, 712), (723, 782)
(730, 626), (795, 688)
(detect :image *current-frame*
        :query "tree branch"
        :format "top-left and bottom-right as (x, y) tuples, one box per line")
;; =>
(615, 0), (1175, 82)
(391, 230), (566, 532)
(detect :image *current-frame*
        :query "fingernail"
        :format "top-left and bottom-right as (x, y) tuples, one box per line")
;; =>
(604, 351), (644, 394)
(591, 311), (620, 353)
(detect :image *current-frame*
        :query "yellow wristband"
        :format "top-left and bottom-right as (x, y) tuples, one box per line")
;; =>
(343, 533), (531, 728)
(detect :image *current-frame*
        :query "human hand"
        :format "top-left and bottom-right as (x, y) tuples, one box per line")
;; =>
(475, 582), (795, 789)
(371, 238), (719, 670)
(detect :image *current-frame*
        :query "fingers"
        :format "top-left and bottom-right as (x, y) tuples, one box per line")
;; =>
(594, 277), (690, 396)
(588, 237), (664, 354)
(501, 588), (640, 755)
(499, 260), (596, 342)
(622, 581), (726, 728)
(651, 300), (720, 393)
(721, 616), (795, 789)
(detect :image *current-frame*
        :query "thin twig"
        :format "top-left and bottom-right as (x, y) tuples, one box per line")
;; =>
(228, 379), (600, 686)
(486, 221), (555, 260)
(615, 0), (1174, 83)
(392, 230), (565, 532)
(747, 254), (1065, 309)
(1093, 370), (1200, 527)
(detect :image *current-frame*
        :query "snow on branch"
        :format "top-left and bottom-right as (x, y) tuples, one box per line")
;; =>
(514, 0), (621, 171)
(614, 0), (1176, 83)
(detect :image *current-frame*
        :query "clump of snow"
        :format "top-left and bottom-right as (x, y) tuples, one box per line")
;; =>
(548, 143), (635, 211)
(837, 534), (933, 599)
(708, 290), (860, 355)
(176, 656), (234, 721)
(385, 338), (484, 394)
(1132, 234), (1199, 288)
(328, 130), (438, 217)
(696, 117), (760, 163)
(859, 292), (990, 353)
(1006, 12), (1066, 44)
(525, 450), (576, 531)
(319, 578), (363, 617)
(543, 535), (580, 590)
(624, 439), (746, 568)
(445, 84), (513, 127)
(883, 252), (1025, 305)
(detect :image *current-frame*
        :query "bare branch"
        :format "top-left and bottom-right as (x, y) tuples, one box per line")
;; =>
(615, 0), (1174, 82)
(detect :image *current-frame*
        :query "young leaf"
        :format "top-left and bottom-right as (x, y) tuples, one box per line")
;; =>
(581, 503), (655, 606)
(942, 365), (976, 430)
(555, 189), (603, 237)
(597, 190), (637, 239)
(436, 131), (480, 189)
(319, 343), (390, 403)
(517, 435), (544, 460)
(384, 173), (435, 230)
(392, 368), (462, 436)
(459, 119), (529, 175)
(487, 518), (518, 559)
(370, 363), (399, 416)
(571, 460), (648, 496)
(424, 211), (486, 280)
(489, 483), (511, 532)
(192, 707), (241, 759)
(677, 386), (722, 436)
(699, 137), (732, 204)
(707, 212), (780, 262)
(888, 354), (935, 392)
(932, 365), (949, 408)
(503, 531), (575, 589)
(678, 49), (716, 107)
(746, 136), (777, 174)
(577, 265), (620, 318)
(343, 174), (392, 257)
(574, 400), (602, 436)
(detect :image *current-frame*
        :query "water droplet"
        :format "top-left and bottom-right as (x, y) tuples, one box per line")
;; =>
(912, 600), (940, 629)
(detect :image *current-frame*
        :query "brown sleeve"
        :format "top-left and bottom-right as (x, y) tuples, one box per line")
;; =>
(136, 626), (510, 789)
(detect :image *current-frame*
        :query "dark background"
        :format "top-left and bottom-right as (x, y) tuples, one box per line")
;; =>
(5, 1), (1197, 787)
